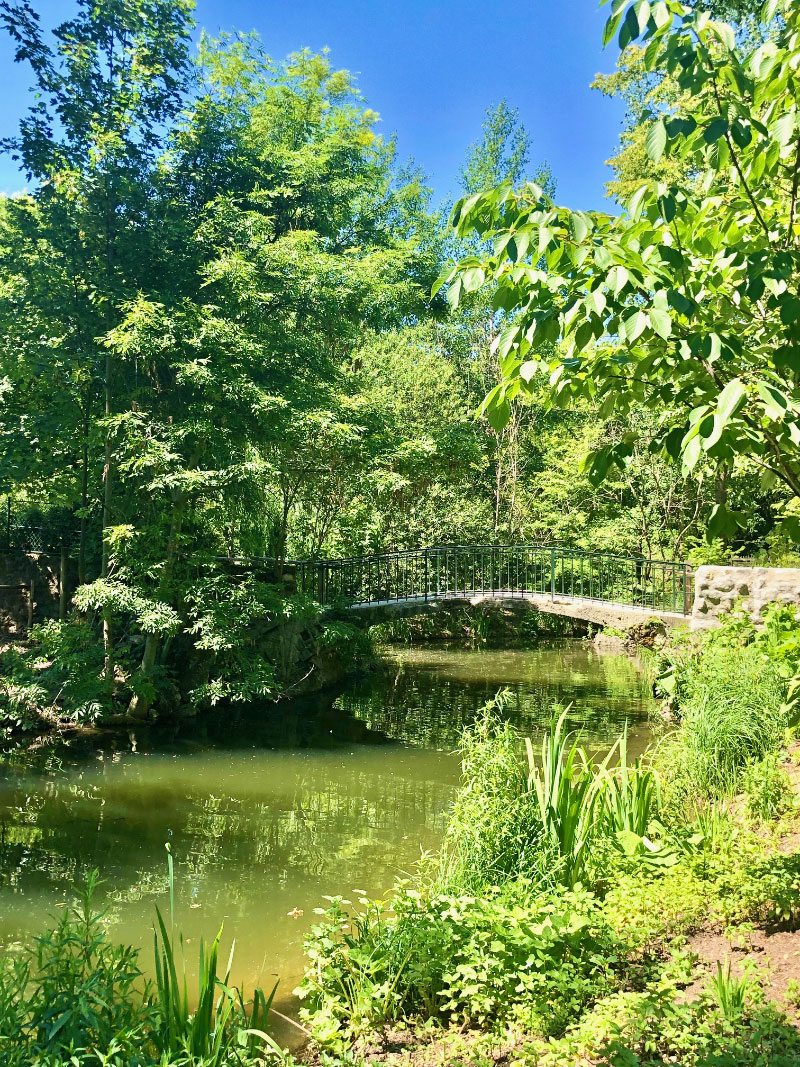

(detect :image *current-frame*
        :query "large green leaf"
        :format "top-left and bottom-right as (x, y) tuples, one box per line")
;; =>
(648, 308), (672, 339)
(716, 378), (746, 425)
(646, 117), (667, 162)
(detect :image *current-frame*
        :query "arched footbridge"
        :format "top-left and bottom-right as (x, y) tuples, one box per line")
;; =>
(285, 545), (693, 629)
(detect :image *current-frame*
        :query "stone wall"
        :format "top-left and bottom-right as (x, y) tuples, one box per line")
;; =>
(691, 565), (800, 630)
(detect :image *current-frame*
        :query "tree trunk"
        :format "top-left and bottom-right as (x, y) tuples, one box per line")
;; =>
(101, 351), (114, 681)
(78, 400), (90, 586)
(59, 545), (69, 620)
(715, 464), (729, 546)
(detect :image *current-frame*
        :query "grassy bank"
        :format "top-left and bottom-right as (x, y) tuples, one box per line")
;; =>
(2, 605), (800, 1066)
(294, 605), (800, 1066)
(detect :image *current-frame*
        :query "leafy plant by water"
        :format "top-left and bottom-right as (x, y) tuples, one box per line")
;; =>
(297, 882), (623, 1040)
(0, 861), (281, 1066)
(0, 872), (149, 1065)
(526, 708), (608, 888)
(601, 731), (657, 840)
(153, 844), (279, 1065)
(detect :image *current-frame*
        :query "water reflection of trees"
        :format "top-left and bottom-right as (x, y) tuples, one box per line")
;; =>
(0, 761), (453, 919)
(338, 649), (652, 750)
(0, 643), (653, 936)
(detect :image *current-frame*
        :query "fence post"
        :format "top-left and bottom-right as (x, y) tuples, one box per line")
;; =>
(59, 544), (68, 620)
(550, 547), (556, 600)
(424, 549), (428, 601)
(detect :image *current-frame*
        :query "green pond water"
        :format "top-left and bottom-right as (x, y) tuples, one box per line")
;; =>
(0, 640), (653, 1024)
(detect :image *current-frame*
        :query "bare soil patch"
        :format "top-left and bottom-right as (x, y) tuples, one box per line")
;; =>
(684, 928), (800, 1024)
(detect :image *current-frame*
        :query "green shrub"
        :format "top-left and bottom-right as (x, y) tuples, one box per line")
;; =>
(743, 752), (794, 822)
(603, 825), (800, 948)
(430, 886), (622, 1034)
(438, 695), (553, 891)
(601, 865), (714, 953)
(0, 622), (113, 728)
(297, 882), (623, 1040)
(715, 851), (800, 930)
(0, 873), (153, 1066)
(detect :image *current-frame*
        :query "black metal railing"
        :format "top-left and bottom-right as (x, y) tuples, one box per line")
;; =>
(290, 545), (693, 615)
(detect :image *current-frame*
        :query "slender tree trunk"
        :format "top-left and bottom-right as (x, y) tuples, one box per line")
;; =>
(59, 545), (69, 621)
(715, 463), (729, 546)
(506, 414), (521, 539)
(101, 351), (114, 681)
(493, 433), (503, 534)
(78, 398), (90, 586)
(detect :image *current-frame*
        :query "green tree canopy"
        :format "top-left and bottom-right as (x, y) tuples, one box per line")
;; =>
(441, 0), (800, 542)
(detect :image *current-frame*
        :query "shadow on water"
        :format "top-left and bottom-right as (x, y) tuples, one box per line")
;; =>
(0, 638), (654, 1020)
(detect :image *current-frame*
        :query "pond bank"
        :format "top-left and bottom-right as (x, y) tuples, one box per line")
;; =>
(290, 606), (800, 1067)
(0, 639), (653, 1022)
(304, 744), (800, 1067)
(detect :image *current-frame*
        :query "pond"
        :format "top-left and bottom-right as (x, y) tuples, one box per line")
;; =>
(0, 639), (653, 1027)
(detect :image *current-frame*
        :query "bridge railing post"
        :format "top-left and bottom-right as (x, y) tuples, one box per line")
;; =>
(424, 548), (428, 601)
(550, 547), (555, 600)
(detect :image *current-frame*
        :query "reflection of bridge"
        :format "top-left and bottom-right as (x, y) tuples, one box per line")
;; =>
(289, 545), (693, 628)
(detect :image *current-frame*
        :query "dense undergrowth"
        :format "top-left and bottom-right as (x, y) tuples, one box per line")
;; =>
(0, 585), (370, 734)
(293, 606), (800, 1065)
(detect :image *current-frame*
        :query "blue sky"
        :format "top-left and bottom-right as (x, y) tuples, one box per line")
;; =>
(0, 0), (626, 210)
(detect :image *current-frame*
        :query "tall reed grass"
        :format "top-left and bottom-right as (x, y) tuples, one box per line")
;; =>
(656, 642), (786, 809)
(601, 728), (658, 838)
(526, 708), (607, 887)
(440, 699), (661, 892)
(153, 844), (279, 1065)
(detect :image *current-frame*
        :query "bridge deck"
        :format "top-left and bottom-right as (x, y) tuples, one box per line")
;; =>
(347, 589), (688, 628)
